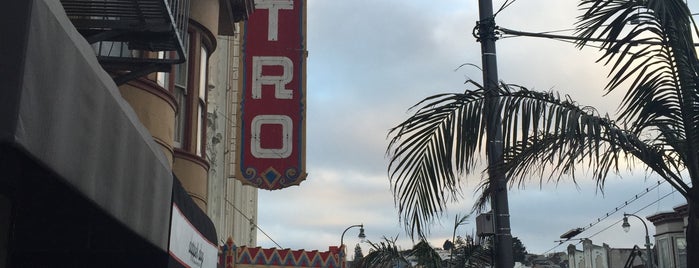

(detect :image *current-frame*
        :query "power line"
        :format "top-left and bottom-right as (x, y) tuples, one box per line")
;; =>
(577, 181), (664, 232)
(225, 198), (284, 248)
(584, 189), (677, 241)
(544, 181), (691, 254)
(541, 180), (662, 254)
(497, 27), (699, 47)
(494, 0), (519, 17)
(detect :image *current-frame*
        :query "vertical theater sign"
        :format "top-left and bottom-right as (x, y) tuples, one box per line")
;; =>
(237, 0), (307, 190)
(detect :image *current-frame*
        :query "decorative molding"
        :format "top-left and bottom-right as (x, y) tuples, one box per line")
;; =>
(175, 148), (210, 171)
(153, 136), (174, 154)
(126, 77), (177, 112)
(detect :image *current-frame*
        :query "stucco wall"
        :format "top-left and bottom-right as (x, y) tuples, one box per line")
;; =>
(119, 82), (176, 164)
(190, 0), (219, 35)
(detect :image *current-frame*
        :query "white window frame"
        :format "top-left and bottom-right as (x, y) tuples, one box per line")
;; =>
(195, 46), (208, 156)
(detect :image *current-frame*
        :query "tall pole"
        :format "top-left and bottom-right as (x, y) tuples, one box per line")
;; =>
(477, 0), (513, 267)
(340, 224), (364, 268)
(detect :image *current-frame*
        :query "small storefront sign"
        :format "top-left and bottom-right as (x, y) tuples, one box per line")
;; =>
(169, 204), (218, 268)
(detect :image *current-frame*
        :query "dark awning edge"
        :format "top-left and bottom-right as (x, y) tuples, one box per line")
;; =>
(168, 176), (218, 268)
(172, 175), (218, 244)
(0, 0), (173, 251)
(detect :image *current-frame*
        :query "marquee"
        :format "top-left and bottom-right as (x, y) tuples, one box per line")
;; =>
(237, 0), (307, 190)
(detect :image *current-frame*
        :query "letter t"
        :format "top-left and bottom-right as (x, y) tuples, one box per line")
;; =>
(255, 0), (294, 41)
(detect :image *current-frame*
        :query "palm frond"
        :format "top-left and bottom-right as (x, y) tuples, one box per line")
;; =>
(388, 77), (694, 240)
(575, 0), (699, 184)
(497, 87), (691, 196)
(386, 80), (488, 239)
(454, 213), (470, 230)
(471, 178), (491, 213)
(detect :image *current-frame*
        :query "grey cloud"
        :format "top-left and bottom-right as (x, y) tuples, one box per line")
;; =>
(256, 0), (692, 256)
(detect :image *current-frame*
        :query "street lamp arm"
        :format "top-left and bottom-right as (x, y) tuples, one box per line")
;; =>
(624, 213), (649, 236)
(340, 224), (363, 247)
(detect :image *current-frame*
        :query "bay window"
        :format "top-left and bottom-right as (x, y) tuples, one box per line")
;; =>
(171, 26), (212, 159)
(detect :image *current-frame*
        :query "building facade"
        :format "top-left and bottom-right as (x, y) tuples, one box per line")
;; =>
(1, 0), (256, 266)
(2, 1), (187, 265)
(88, 0), (259, 250)
(88, 0), (258, 251)
(207, 30), (259, 246)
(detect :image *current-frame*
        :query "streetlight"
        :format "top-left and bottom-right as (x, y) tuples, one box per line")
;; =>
(622, 213), (655, 268)
(340, 224), (366, 268)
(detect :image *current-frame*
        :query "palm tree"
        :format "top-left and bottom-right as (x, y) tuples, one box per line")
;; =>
(358, 237), (442, 268)
(449, 214), (470, 267)
(359, 236), (410, 268)
(454, 239), (493, 268)
(411, 240), (443, 268)
(386, 0), (698, 266)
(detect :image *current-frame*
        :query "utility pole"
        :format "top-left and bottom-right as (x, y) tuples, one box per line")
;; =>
(477, 0), (513, 267)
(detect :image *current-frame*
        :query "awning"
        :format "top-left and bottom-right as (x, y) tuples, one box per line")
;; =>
(1, 0), (173, 250)
(169, 176), (219, 268)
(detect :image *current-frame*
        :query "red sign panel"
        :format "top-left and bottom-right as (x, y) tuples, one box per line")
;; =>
(237, 0), (307, 190)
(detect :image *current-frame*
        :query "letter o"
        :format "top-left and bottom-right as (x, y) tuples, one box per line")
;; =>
(251, 115), (292, 158)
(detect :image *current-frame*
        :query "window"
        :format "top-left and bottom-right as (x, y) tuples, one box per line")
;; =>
(196, 46), (208, 157)
(156, 51), (169, 88)
(676, 237), (687, 268)
(172, 26), (211, 158)
(658, 237), (670, 268)
(173, 58), (188, 149)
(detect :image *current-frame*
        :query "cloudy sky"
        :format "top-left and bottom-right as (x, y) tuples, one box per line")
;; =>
(254, 0), (697, 255)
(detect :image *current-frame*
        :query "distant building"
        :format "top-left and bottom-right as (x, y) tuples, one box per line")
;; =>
(566, 202), (689, 268)
(647, 204), (688, 268)
(567, 239), (646, 268)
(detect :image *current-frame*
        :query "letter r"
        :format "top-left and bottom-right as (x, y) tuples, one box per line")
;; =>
(252, 56), (293, 99)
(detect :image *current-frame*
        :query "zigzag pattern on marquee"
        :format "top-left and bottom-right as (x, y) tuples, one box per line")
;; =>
(236, 245), (342, 267)
(220, 238), (346, 268)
